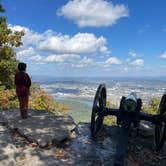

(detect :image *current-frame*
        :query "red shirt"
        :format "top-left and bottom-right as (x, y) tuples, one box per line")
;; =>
(15, 71), (31, 96)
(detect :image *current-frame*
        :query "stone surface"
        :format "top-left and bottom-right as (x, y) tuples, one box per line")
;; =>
(0, 115), (8, 126)
(0, 109), (166, 166)
(67, 123), (118, 165)
(0, 109), (50, 121)
(0, 125), (18, 166)
(5, 110), (76, 147)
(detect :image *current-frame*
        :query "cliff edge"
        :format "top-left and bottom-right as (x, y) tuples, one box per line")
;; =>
(0, 109), (166, 166)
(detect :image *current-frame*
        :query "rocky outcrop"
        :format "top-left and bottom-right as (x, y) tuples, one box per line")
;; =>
(0, 109), (166, 166)
(0, 109), (76, 147)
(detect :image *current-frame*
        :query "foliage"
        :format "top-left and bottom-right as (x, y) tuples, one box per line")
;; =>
(0, 83), (68, 115)
(30, 82), (40, 93)
(0, 3), (24, 89)
(103, 100), (117, 125)
(29, 88), (68, 115)
(0, 84), (18, 109)
(142, 97), (160, 115)
(0, 85), (12, 109)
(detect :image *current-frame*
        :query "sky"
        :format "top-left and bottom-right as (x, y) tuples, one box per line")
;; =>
(2, 0), (166, 77)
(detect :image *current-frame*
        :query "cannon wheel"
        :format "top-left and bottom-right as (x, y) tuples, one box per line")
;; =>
(91, 84), (107, 137)
(155, 93), (166, 151)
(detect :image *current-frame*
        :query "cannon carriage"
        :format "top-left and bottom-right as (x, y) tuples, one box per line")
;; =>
(91, 84), (166, 166)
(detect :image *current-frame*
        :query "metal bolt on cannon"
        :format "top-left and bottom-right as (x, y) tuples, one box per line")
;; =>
(91, 84), (166, 166)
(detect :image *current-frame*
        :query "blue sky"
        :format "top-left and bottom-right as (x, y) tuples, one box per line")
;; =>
(3, 0), (166, 77)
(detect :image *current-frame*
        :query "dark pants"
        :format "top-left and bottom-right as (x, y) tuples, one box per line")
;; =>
(18, 96), (29, 118)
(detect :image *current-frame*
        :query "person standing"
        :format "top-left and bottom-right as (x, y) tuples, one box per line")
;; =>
(15, 62), (31, 118)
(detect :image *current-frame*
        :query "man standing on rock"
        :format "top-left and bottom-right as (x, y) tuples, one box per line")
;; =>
(15, 62), (31, 118)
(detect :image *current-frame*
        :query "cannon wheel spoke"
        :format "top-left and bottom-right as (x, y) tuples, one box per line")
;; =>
(91, 84), (106, 137)
(155, 93), (166, 151)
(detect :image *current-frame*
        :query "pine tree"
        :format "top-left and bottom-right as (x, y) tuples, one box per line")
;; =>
(0, 3), (24, 89)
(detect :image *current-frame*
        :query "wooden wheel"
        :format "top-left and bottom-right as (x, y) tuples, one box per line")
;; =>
(155, 93), (166, 151)
(91, 84), (106, 137)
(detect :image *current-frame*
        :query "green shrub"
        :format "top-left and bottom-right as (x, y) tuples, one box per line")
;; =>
(142, 97), (160, 115)
(103, 100), (117, 125)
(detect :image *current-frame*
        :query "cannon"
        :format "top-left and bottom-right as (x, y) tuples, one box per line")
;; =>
(91, 84), (166, 166)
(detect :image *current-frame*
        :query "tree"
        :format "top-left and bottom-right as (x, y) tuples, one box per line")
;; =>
(0, 3), (24, 89)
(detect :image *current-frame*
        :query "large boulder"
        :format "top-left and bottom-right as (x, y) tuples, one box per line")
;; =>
(1, 109), (76, 147)
(8, 115), (76, 147)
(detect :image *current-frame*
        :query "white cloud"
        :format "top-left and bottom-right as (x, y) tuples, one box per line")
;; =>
(11, 25), (110, 55)
(16, 47), (38, 62)
(9, 25), (42, 46)
(17, 47), (35, 58)
(102, 57), (122, 67)
(10, 25), (111, 67)
(38, 33), (108, 54)
(29, 55), (44, 61)
(57, 0), (129, 27)
(105, 57), (122, 65)
(131, 59), (144, 66)
(128, 50), (143, 57)
(45, 54), (80, 62)
(100, 46), (111, 54)
(9, 25), (27, 32)
(17, 47), (80, 63)
(16, 47), (46, 63)
(160, 52), (166, 58)
(128, 51), (137, 57)
(73, 57), (94, 67)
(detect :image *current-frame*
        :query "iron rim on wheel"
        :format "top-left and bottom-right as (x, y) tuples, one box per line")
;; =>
(155, 93), (166, 151)
(91, 84), (106, 137)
